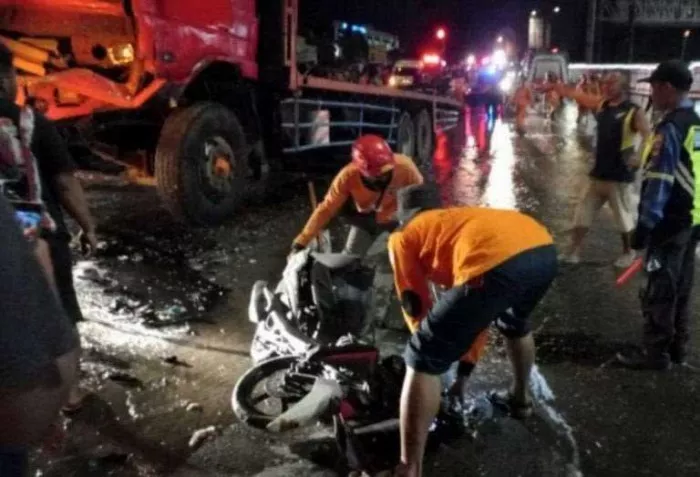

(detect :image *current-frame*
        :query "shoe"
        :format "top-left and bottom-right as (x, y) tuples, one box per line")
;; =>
(614, 251), (636, 268)
(558, 252), (581, 265)
(615, 350), (671, 371)
(488, 390), (533, 419)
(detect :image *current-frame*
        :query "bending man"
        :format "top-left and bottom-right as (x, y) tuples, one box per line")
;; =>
(292, 134), (423, 256)
(389, 185), (557, 477)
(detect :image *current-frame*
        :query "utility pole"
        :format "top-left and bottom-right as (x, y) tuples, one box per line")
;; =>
(585, 0), (597, 62)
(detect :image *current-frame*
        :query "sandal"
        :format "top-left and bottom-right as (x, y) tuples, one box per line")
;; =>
(488, 390), (533, 419)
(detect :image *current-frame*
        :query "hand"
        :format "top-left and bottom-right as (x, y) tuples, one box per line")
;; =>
(288, 242), (305, 261)
(79, 229), (98, 257)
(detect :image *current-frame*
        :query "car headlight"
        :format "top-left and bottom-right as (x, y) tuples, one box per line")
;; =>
(499, 77), (513, 92)
(388, 76), (398, 87)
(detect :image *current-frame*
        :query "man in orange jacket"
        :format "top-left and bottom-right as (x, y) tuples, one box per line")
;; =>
(292, 134), (424, 256)
(389, 185), (558, 477)
(512, 80), (533, 136)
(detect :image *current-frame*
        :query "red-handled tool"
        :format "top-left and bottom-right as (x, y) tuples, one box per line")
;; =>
(615, 257), (644, 287)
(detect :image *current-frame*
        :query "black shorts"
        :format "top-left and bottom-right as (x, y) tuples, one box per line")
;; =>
(404, 244), (558, 375)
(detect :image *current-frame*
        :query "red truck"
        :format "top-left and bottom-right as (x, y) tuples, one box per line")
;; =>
(0, 0), (463, 224)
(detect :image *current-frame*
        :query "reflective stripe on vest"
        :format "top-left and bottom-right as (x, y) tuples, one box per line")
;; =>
(682, 125), (700, 226)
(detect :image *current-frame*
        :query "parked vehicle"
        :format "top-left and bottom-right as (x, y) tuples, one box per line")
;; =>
(0, 0), (462, 225)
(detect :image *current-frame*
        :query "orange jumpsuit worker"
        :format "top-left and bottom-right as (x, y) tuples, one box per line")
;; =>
(292, 134), (423, 256)
(389, 184), (557, 477)
(544, 73), (562, 120)
(513, 81), (533, 135)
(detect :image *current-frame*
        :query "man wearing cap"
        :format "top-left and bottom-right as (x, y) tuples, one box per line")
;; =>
(389, 184), (558, 477)
(617, 60), (700, 370)
(291, 134), (423, 256)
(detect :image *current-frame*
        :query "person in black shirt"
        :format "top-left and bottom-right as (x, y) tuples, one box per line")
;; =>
(547, 72), (652, 268)
(0, 44), (96, 410)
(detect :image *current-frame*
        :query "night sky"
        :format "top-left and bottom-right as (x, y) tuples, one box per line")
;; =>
(299, 0), (586, 59)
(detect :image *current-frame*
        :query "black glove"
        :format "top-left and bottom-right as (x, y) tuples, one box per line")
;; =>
(631, 226), (651, 251)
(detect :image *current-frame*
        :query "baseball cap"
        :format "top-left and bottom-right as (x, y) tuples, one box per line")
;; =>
(639, 60), (693, 91)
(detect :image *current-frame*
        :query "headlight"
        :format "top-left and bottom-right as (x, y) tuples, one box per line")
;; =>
(388, 76), (398, 87)
(499, 77), (513, 92)
(107, 43), (135, 66)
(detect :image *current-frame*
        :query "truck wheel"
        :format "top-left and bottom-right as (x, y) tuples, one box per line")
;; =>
(414, 109), (434, 168)
(155, 103), (247, 225)
(396, 112), (415, 157)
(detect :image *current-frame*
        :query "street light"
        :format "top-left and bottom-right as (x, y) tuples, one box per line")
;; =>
(553, 6), (561, 14)
(436, 27), (446, 40)
(531, 10), (537, 17)
(682, 30), (691, 60)
(497, 35), (504, 43)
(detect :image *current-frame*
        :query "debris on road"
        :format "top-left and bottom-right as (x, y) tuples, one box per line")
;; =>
(186, 402), (204, 413)
(188, 426), (219, 448)
(104, 372), (143, 389)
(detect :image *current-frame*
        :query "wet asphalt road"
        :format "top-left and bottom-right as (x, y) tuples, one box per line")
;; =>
(33, 103), (700, 477)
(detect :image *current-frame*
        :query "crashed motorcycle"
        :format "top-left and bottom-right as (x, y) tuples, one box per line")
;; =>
(247, 249), (376, 364)
(234, 249), (398, 429)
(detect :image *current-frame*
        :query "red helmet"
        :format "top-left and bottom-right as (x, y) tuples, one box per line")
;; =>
(351, 135), (395, 177)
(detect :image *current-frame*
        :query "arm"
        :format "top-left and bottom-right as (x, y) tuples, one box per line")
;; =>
(293, 171), (350, 247)
(53, 173), (96, 235)
(633, 123), (681, 249)
(388, 232), (431, 332)
(628, 107), (653, 168)
(33, 114), (96, 236)
(562, 86), (604, 111)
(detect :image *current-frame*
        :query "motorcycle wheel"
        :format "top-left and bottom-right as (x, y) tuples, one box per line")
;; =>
(232, 355), (308, 430)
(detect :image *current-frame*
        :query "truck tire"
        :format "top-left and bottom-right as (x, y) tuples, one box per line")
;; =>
(155, 102), (247, 225)
(414, 109), (434, 168)
(396, 112), (415, 157)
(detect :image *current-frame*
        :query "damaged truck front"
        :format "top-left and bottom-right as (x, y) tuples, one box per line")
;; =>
(0, 0), (266, 224)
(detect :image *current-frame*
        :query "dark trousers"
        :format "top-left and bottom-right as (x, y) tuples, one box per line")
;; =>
(46, 234), (83, 323)
(642, 227), (698, 361)
(404, 245), (558, 375)
(0, 450), (28, 477)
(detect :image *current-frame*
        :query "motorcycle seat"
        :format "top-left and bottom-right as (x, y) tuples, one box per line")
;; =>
(311, 252), (361, 270)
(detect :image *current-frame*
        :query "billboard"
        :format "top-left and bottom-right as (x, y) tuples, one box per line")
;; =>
(601, 0), (700, 25)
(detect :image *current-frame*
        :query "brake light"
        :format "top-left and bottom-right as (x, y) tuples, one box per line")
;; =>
(422, 53), (441, 65)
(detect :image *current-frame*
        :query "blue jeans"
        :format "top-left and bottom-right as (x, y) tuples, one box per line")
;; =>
(404, 245), (558, 375)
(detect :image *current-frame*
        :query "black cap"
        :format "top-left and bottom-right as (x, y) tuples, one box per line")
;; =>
(639, 60), (693, 91)
(396, 184), (442, 224)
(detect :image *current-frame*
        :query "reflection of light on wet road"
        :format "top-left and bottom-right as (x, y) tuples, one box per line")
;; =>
(482, 118), (517, 210)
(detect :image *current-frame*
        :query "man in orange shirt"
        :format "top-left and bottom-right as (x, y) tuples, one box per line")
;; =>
(389, 185), (558, 477)
(512, 80), (533, 136)
(292, 134), (423, 256)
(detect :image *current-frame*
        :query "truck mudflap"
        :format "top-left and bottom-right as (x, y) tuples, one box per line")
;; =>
(20, 70), (165, 120)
